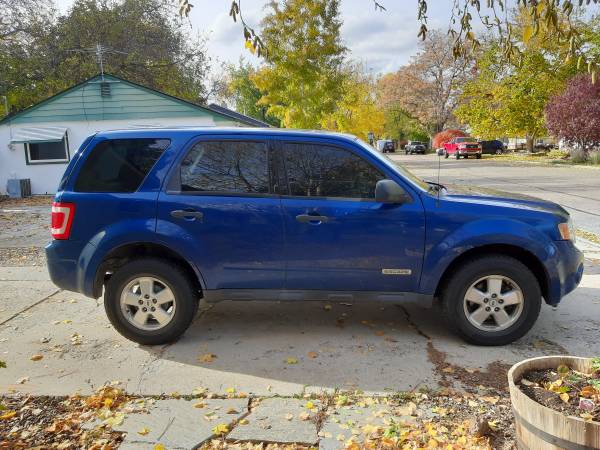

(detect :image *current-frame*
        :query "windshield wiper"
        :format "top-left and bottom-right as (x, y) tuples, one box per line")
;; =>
(425, 180), (446, 191)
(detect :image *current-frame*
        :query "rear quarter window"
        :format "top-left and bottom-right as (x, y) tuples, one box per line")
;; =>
(74, 138), (170, 193)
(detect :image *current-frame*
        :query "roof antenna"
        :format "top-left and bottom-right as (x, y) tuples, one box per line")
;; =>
(66, 43), (128, 80)
(436, 147), (444, 204)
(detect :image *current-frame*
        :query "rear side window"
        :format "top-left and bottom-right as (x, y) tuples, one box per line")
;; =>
(282, 142), (384, 199)
(74, 139), (170, 193)
(179, 141), (269, 194)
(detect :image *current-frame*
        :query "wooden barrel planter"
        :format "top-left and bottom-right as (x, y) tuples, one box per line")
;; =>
(508, 356), (600, 450)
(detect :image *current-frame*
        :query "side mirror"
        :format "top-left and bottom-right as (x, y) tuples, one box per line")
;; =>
(436, 148), (445, 156)
(375, 179), (411, 204)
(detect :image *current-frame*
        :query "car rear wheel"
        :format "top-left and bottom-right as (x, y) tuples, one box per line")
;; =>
(444, 152), (449, 159)
(104, 258), (199, 345)
(441, 255), (541, 345)
(455, 153), (460, 159)
(495, 149), (503, 155)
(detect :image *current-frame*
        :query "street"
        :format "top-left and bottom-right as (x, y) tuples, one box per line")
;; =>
(392, 153), (600, 236)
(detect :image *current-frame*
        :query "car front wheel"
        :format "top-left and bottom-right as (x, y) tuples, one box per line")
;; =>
(104, 258), (199, 345)
(441, 255), (542, 345)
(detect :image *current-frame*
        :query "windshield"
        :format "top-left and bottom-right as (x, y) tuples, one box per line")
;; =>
(354, 138), (429, 191)
(455, 137), (474, 143)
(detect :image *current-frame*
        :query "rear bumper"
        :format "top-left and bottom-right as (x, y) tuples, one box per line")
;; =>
(45, 239), (97, 298)
(546, 240), (584, 306)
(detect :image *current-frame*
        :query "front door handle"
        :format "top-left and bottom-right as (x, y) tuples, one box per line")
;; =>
(296, 213), (329, 224)
(170, 209), (203, 221)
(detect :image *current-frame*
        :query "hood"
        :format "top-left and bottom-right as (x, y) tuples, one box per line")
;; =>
(441, 183), (568, 217)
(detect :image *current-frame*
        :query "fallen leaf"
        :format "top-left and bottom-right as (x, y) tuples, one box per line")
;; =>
(336, 433), (345, 441)
(212, 423), (229, 435)
(16, 377), (28, 384)
(285, 413), (293, 421)
(559, 393), (570, 403)
(375, 330), (385, 336)
(487, 420), (499, 431)
(299, 412), (310, 421)
(580, 412), (594, 421)
(480, 396), (499, 405)
(285, 357), (298, 364)
(154, 445), (166, 450)
(520, 378), (534, 386)
(225, 387), (235, 394)
(307, 351), (318, 359)
(192, 387), (207, 396)
(103, 412), (125, 427)
(304, 401), (315, 409)
(0, 361), (6, 369)
(0, 411), (16, 420)
(137, 427), (150, 436)
(227, 407), (239, 414)
(239, 418), (249, 425)
(194, 401), (206, 408)
(442, 366), (455, 373)
(199, 353), (216, 363)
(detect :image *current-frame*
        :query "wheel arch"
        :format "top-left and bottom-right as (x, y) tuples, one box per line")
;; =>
(93, 242), (204, 298)
(433, 244), (550, 303)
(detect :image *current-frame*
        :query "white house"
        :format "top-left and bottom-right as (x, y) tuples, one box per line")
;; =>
(0, 74), (269, 195)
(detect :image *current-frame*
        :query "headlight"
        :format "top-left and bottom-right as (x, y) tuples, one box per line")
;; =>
(558, 218), (576, 242)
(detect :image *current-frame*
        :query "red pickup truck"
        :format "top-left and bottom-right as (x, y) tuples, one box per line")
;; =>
(443, 137), (482, 159)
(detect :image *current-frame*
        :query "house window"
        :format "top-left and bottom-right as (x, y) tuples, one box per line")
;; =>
(25, 135), (70, 164)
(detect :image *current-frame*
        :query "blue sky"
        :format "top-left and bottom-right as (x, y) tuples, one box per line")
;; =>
(54, 0), (452, 74)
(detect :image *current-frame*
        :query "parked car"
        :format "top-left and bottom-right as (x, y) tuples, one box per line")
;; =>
(376, 139), (395, 153)
(405, 141), (427, 155)
(443, 136), (482, 159)
(479, 140), (507, 155)
(47, 128), (583, 346)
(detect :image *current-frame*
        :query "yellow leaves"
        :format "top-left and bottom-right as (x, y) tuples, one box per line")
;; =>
(30, 354), (43, 361)
(244, 40), (256, 55)
(0, 410), (16, 420)
(227, 407), (239, 414)
(285, 357), (298, 365)
(212, 423), (229, 435)
(225, 387), (236, 394)
(559, 392), (570, 403)
(137, 427), (150, 435)
(103, 398), (114, 408)
(580, 412), (594, 421)
(304, 401), (315, 409)
(154, 445), (166, 450)
(239, 418), (249, 425)
(103, 411), (125, 427)
(199, 353), (216, 363)
(193, 401), (206, 408)
(523, 25), (534, 44)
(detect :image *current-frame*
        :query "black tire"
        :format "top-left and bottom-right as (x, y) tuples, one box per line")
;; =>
(455, 153), (460, 159)
(441, 255), (542, 346)
(104, 258), (199, 345)
(444, 152), (449, 159)
(476, 154), (482, 159)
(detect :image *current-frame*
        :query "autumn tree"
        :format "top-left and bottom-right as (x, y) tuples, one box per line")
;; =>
(432, 129), (467, 149)
(546, 74), (600, 154)
(378, 31), (471, 135)
(252, 0), (346, 129)
(320, 64), (384, 141)
(1, 0), (214, 115)
(223, 60), (280, 127)
(455, 9), (578, 151)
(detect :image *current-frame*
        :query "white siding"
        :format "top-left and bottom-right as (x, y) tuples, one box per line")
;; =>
(0, 116), (230, 195)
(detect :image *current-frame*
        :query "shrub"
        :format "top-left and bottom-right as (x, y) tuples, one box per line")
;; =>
(589, 151), (600, 165)
(570, 148), (588, 163)
(547, 149), (569, 159)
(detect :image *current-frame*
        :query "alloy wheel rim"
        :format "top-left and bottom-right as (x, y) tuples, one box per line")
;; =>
(119, 276), (176, 331)
(462, 275), (524, 332)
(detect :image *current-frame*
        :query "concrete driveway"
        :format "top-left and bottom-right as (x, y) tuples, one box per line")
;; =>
(1, 157), (600, 399)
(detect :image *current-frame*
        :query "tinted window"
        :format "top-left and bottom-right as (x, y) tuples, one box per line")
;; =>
(74, 138), (170, 193)
(28, 138), (69, 162)
(283, 143), (384, 199)
(180, 141), (269, 194)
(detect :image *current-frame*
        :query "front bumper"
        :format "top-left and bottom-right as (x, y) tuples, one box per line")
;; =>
(458, 149), (481, 155)
(546, 240), (584, 306)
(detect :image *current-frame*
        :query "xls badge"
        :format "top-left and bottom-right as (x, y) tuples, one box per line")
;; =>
(381, 269), (412, 275)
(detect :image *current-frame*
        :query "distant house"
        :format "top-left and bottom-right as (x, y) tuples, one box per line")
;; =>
(0, 74), (266, 195)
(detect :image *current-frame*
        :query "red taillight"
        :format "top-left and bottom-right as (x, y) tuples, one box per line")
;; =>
(51, 202), (75, 240)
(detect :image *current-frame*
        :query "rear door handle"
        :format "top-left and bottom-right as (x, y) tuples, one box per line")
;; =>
(170, 209), (203, 221)
(296, 214), (329, 224)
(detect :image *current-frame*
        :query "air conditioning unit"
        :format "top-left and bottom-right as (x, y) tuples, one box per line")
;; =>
(6, 178), (32, 198)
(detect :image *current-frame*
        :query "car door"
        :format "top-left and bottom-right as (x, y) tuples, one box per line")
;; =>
(277, 138), (425, 293)
(156, 137), (285, 290)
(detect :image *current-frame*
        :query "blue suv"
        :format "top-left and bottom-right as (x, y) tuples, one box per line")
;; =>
(46, 128), (584, 346)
